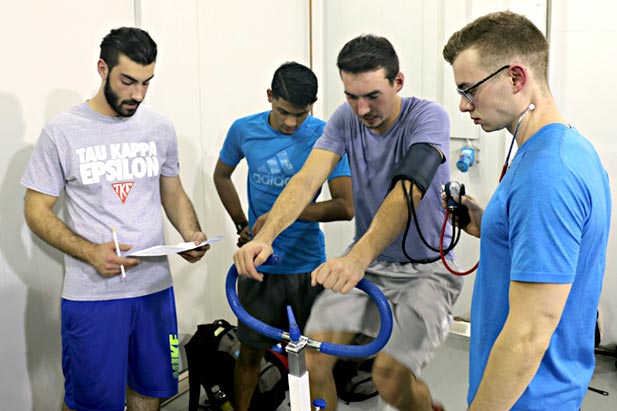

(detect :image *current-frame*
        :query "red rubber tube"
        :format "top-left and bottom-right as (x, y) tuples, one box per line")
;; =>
(440, 209), (478, 276)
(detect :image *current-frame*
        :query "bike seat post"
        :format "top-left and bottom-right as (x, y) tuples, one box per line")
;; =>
(286, 336), (308, 376)
(285, 305), (312, 410)
(286, 337), (312, 411)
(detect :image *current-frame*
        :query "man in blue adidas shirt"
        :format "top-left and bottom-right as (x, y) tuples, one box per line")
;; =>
(213, 62), (353, 411)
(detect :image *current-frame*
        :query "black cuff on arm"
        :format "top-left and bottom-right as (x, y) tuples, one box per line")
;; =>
(389, 143), (445, 197)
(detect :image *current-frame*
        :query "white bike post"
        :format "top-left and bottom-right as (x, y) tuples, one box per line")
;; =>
(286, 336), (313, 411)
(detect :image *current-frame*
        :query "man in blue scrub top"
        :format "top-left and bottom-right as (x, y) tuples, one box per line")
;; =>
(443, 11), (611, 411)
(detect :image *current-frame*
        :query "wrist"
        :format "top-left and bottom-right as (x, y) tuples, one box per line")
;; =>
(347, 242), (375, 267)
(235, 221), (248, 234)
(81, 241), (99, 265)
(253, 228), (275, 245)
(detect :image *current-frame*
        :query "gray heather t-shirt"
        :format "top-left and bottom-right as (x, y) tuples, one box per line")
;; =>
(21, 102), (179, 301)
(314, 97), (453, 262)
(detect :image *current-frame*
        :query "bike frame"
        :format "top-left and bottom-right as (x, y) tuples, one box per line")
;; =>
(225, 263), (393, 410)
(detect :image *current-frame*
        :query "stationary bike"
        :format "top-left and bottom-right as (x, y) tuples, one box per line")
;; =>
(225, 257), (393, 410)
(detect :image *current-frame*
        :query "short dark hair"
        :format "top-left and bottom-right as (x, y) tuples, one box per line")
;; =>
(443, 11), (548, 82)
(337, 35), (400, 84)
(100, 27), (157, 70)
(271, 62), (318, 108)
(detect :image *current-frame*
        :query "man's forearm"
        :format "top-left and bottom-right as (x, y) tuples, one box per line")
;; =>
(163, 193), (202, 240)
(469, 330), (547, 410)
(213, 175), (248, 226)
(25, 205), (96, 263)
(347, 180), (420, 267)
(471, 282), (568, 410)
(297, 198), (353, 222)
(161, 176), (203, 240)
(254, 148), (340, 244)
(254, 172), (317, 244)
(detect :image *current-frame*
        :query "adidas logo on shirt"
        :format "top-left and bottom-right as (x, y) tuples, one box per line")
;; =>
(251, 151), (295, 187)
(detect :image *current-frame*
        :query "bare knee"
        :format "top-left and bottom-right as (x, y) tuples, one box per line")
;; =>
(306, 349), (337, 379)
(126, 386), (159, 411)
(373, 353), (434, 410)
(305, 331), (354, 378)
(372, 353), (413, 407)
(237, 345), (265, 369)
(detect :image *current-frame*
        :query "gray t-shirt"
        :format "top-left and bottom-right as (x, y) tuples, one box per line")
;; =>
(314, 97), (453, 262)
(21, 102), (179, 301)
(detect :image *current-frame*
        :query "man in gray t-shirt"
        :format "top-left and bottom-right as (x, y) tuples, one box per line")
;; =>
(234, 35), (460, 411)
(21, 28), (209, 411)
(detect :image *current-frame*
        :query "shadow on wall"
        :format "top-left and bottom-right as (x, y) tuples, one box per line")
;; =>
(0, 90), (81, 411)
(197, 144), (237, 322)
(168, 133), (234, 335)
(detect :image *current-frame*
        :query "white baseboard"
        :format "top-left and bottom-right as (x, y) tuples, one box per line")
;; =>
(449, 319), (471, 338)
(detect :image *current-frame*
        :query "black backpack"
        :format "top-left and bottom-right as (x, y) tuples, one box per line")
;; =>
(333, 357), (378, 404)
(184, 319), (288, 411)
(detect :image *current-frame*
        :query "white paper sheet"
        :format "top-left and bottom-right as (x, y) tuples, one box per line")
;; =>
(126, 234), (223, 257)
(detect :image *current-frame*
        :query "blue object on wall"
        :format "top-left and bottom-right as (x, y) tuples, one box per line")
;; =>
(456, 147), (475, 172)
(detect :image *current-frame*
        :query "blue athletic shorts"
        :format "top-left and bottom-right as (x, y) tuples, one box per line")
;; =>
(61, 287), (179, 411)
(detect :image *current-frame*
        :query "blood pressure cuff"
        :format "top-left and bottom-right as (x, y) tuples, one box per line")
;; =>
(389, 143), (445, 197)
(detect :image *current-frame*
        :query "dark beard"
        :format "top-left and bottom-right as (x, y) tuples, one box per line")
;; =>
(104, 75), (139, 117)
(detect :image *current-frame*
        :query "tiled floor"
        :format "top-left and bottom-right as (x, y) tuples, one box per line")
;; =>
(163, 333), (617, 410)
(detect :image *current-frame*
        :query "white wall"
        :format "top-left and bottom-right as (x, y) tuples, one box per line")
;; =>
(1, 1), (615, 410)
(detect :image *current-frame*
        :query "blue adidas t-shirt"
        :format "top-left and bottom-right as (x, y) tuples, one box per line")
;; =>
(219, 111), (351, 274)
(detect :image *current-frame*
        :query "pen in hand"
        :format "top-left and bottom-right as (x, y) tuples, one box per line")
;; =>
(112, 227), (126, 281)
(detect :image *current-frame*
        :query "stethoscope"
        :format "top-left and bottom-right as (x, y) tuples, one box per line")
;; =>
(499, 103), (536, 182)
(401, 103), (536, 276)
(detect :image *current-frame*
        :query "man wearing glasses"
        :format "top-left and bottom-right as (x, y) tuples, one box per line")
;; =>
(443, 11), (611, 411)
(456, 65), (509, 107)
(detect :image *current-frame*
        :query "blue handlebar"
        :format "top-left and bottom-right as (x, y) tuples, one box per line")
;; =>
(225, 263), (393, 358)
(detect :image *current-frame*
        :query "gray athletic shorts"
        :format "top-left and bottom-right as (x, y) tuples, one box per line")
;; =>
(238, 272), (324, 349)
(304, 259), (463, 376)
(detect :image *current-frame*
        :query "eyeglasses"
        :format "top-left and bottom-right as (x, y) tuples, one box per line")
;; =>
(457, 65), (510, 104)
